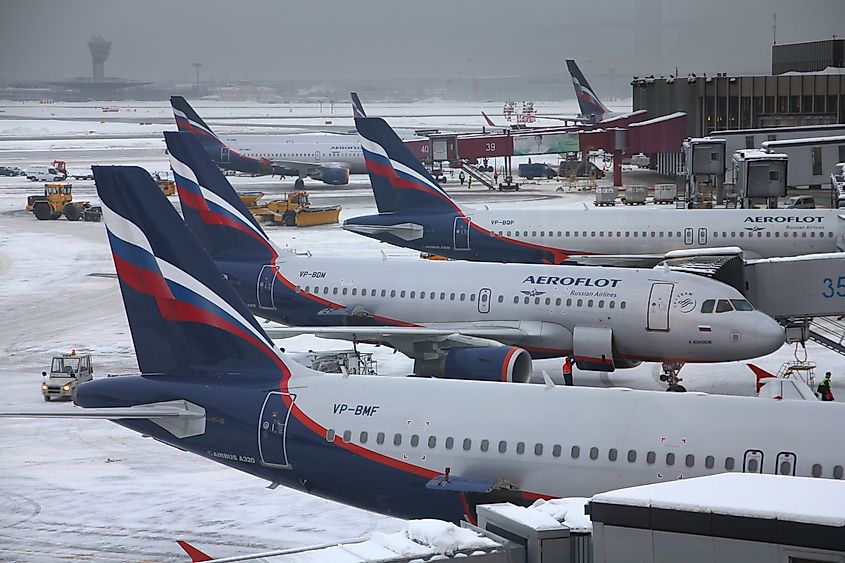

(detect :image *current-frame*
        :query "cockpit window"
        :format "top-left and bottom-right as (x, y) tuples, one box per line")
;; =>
(700, 299), (715, 314)
(715, 299), (734, 313)
(730, 299), (754, 311)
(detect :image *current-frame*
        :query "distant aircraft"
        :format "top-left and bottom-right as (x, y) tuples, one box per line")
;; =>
(171, 95), (363, 187)
(166, 130), (783, 389)
(1, 164), (840, 526)
(566, 59), (624, 124)
(343, 109), (844, 266)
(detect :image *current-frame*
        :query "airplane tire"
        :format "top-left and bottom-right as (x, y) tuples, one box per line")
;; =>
(294, 178), (305, 188)
(666, 384), (687, 392)
(32, 202), (52, 221)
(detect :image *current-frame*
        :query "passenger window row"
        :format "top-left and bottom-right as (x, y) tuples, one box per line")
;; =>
(495, 230), (834, 240)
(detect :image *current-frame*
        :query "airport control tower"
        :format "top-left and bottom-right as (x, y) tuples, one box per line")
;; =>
(88, 35), (111, 81)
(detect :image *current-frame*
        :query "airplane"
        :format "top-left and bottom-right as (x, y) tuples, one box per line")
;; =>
(3, 163), (843, 528)
(165, 130), (784, 390)
(566, 59), (624, 124)
(342, 110), (845, 266)
(171, 95), (365, 187)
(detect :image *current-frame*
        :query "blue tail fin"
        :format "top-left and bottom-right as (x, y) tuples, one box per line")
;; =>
(566, 59), (609, 123)
(171, 96), (225, 152)
(93, 165), (284, 376)
(351, 92), (367, 118)
(354, 116), (459, 214)
(164, 131), (276, 263)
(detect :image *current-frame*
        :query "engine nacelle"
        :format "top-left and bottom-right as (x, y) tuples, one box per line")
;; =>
(317, 166), (350, 185)
(613, 359), (642, 369)
(415, 346), (532, 383)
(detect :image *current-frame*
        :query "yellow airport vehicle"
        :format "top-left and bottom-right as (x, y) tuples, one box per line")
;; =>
(238, 190), (340, 227)
(25, 183), (100, 221)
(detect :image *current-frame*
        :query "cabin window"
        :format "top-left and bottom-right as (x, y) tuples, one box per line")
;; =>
(450, 293), (456, 300)
(463, 438), (471, 451)
(514, 296), (519, 304)
(545, 297), (551, 306)
(701, 299), (715, 313)
(555, 298), (562, 306)
(608, 448), (618, 462)
(326, 429), (335, 442)
(540, 231), (545, 237)
(566, 299), (572, 306)
(627, 450), (637, 463)
(410, 291), (416, 298)
(534, 297), (540, 305)
(377, 432), (385, 445)
(304, 286), (310, 293)
(552, 444), (562, 457)
(360, 431), (368, 443)
(565, 231), (570, 237)
(532, 231), (537, 237)
(431, 292), (436, 300)
(361, 289), (367, 296)
(666, 453), (675, 466)
(646, 451), (656, 464)
(428, 436), (436, 448)
(598, 300), (604, 308)
(725, 457), (735, 470)
(620, 302), (627, 309)
(381, 290), (386, 297)
(393, 434), (402, 446)
(460, 293), (466, 301)
(498, 295), (504, 303)
(705, 455), (715, 469)
(524, 297), (530, 305)
(651, 231), (656, 238)
(587, 299), (594, 308)
(342, 288), (348, 295)
(410, 434), (419, 447)
(390, 290), (396, 297)
(498, 441), (507, 454)
(516, 442), (525, 455)
(570, 446), (580, 459)
(835, 466), (844, 479)
(419, 292), (425, 300)
(577, 299), (583, 307)
(557, 231), (562, 237)
(440, 292), (446, 300)
(589, 447), (599, 460)
(685, 454), (695, 467)
(342, 430), (352, 443)
(351, 289), (357, 296)
(812, 464), (823, 477)
(324, 287), (329, 294)
(599, 231), (604, 237)
(480, 439), (489, 452)
(470, 294), (476, 302)
(535, 443), (544, 456)
(313, 287), (320, 294)
(609, 301), (615, 309)
(445, 437), (454, 450)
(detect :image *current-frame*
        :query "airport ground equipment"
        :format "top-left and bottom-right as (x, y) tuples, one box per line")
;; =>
(594, 186), (617, 206)
(25, 183), (97, 221)
(299, 349), (377, 375)
(41, 352), (93, 401)
(683, 138), (726, 207)
(652, 183), (677, 204)
(732, 149), (788, 208)
(237, 190), (340, 227)
(518, 163), (556, 180)
(462, 163), (497, 190)
(153, 171), (176, 196)
(622, 185), (647, 205)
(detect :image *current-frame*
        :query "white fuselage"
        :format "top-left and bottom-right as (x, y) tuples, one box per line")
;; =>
(472, 208), (844, 258)
(273, 252), (784, 363)
(221, 134), (367, 174)
(288, 367), (845, 501)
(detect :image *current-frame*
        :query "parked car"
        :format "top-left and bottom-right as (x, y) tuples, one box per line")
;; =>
(782, 195), (816, 209)
(0, 165), (24, 177)
(558, 159), (606, 179)
(26, 165), (66, 182)
(517, 163), (556, 180)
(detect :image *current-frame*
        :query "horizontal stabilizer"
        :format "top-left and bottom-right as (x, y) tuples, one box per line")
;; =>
(426, 475), (496, 493)
(342, 221), (425, 241)
(265, 325), (526, 341)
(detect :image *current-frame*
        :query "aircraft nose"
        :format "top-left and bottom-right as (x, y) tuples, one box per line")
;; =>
(751, 314), (785, 356)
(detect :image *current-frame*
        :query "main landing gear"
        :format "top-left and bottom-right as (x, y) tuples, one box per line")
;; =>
(294, 178), (305, 188)
(660, 362), (687, 392)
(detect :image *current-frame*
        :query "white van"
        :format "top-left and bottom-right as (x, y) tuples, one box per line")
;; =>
(26, 165), (66, 182)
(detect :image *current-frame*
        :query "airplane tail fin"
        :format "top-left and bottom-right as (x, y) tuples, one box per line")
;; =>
(354, 115), (460, 214)
(171, 96), (225, 151)
(93, 165), (285, 376)
(565, 59), (609, 122)
(747, 363), (777, 394)
(165, 131), (277, 263)
(351, 91), (367, 118)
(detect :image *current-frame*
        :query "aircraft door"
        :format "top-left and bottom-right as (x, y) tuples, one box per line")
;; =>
(743, 449), (764, 473)
(257, 265), (278, 309)
(684, 228), (693, 245)
(775, 451), (796, 476)
(647, 282), (674, 331)
(698, 228), (707, 245)
(258, 392), (294, 469)
(454, 216), (470, 250)
(477, 288), (492, 314)
(221, 146), (230, 164)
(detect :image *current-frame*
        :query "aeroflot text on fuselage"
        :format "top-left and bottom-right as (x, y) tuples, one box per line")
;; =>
(744, 216), (825, 223)
(523, 276), (622, 288)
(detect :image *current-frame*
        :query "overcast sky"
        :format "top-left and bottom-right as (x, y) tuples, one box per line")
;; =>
(1, 0), (842, 84)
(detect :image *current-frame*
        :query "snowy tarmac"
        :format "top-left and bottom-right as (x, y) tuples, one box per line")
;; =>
(1, 99), (842, 561)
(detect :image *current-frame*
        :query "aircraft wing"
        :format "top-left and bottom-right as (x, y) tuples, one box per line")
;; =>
(567, 246), (745, 269)
(268, 159), (348, 176)
(0, 400), (206, 438)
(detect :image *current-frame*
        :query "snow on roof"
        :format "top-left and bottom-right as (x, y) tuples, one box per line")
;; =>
(628, 112), (686, 127)
(763, 135), (845, 148)
(480, 499), (593, 532)
(747, 250), (845, 265)
(591, 474), (845, 527)
(782, 66), (845, 76)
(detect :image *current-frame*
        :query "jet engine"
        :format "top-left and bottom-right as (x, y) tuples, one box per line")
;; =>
(613, 359), (642, 369)
(316, 166), (350, 185)
(415, 346), (532, 383)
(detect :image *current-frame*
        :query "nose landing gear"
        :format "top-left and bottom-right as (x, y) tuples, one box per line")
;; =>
(660, 362), (687, 392)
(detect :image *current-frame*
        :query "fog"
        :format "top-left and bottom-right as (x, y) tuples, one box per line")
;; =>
(0, 0), (842, 85)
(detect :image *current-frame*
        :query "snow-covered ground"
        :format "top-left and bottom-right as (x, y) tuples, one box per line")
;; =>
(0, 101), (843, 562)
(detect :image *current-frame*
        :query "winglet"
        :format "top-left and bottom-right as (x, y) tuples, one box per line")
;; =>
(481, 111), (496, 127)
(748, 363), (777, 394)
(177, 540), (213, 562)
(351, 92), (367, 118)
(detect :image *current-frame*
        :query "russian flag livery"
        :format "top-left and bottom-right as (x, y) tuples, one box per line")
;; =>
(171, 96), (223, 149)
(165, 131), (276, 262)
(566, 59), (609, 123)
(355, 116), (460, 214)
(92, 165), (283, 376)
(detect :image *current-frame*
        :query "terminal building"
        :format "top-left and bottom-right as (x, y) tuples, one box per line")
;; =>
(632, 38), (845, 138)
